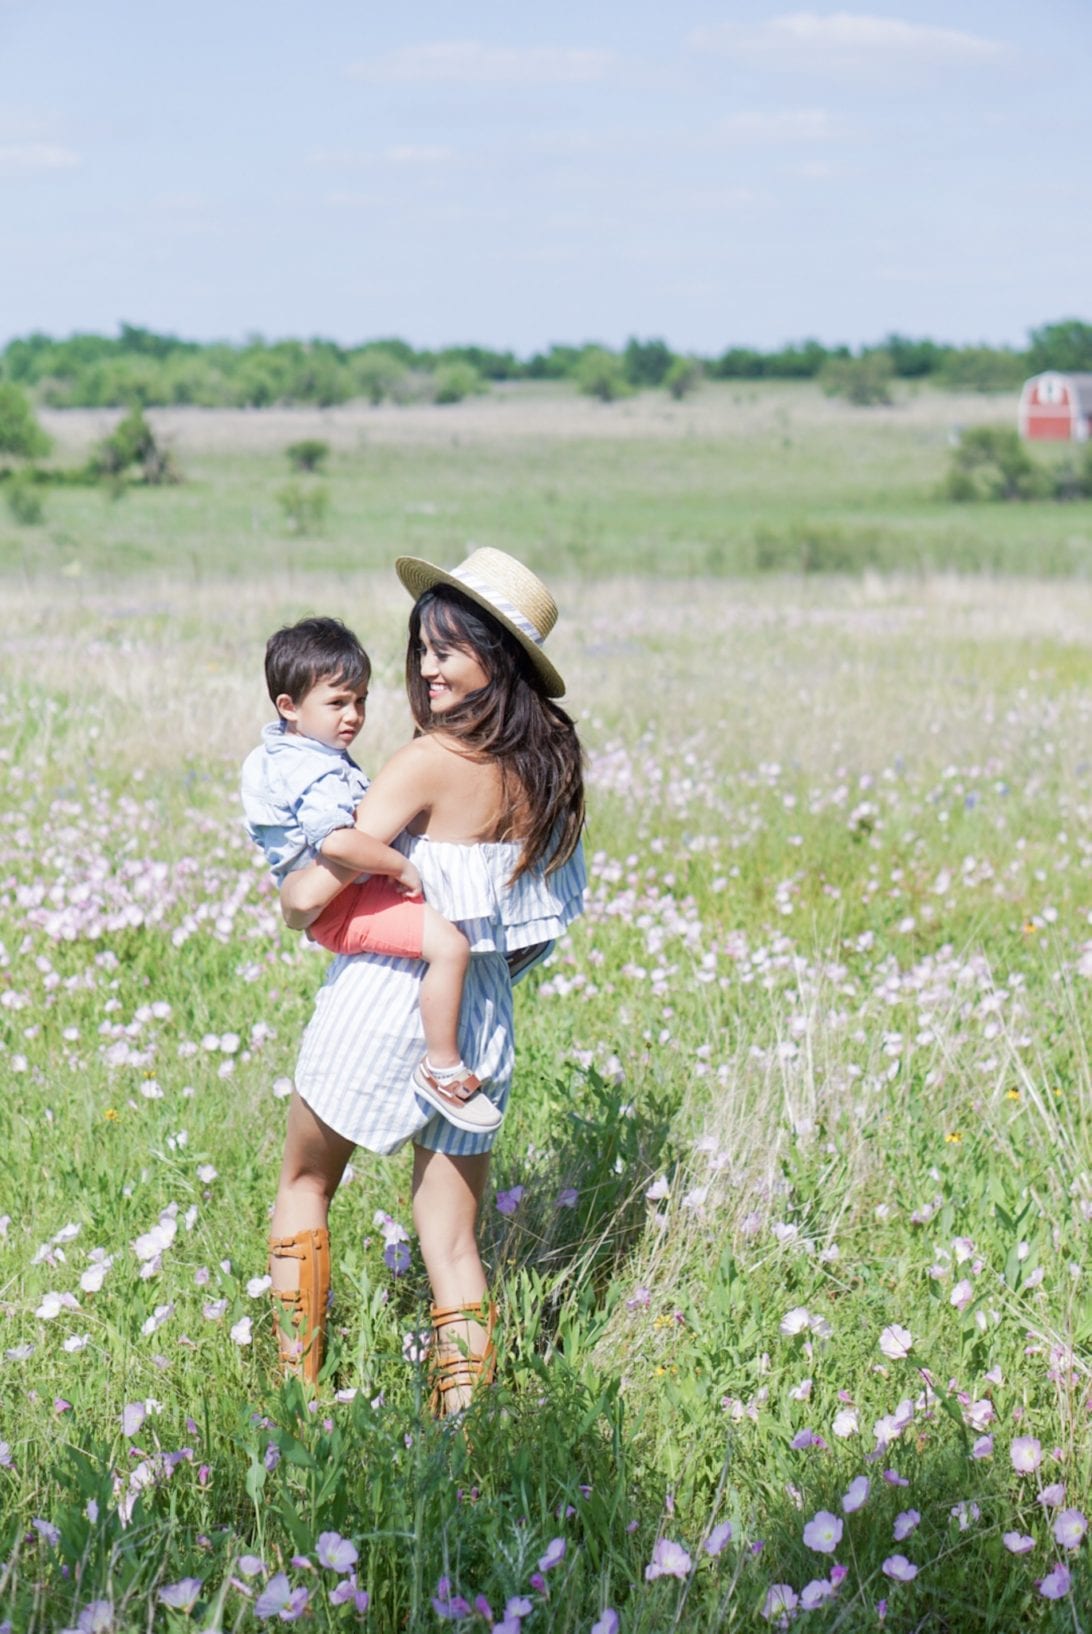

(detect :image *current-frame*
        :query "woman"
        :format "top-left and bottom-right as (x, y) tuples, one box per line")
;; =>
(267, 547), (586, 1412)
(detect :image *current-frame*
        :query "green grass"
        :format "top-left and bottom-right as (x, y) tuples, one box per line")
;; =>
(3, 381), (1092, 580)
(1, 406), (1092, 1627)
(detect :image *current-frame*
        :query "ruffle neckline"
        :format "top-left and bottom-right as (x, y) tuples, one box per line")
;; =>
(397, 832), (585, 954)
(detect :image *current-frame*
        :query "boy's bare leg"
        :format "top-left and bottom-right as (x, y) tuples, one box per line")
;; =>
(418, 905), (470, 1070)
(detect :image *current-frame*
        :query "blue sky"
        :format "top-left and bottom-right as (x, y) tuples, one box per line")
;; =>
(1, 2), (1089, 353)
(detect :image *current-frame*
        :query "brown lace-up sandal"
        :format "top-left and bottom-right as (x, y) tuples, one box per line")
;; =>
(428, 1299), (497, 1418)
(268, 1227), (330, 1385)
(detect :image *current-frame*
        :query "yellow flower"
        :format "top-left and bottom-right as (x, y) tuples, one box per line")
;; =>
(104, 1107), (119, 1121)
(653, 1314), (674, 1331)
(1006, 1088), (1020, 1102)
(944, 1130), (962, 1145)
(1022, 921), (1037, 936)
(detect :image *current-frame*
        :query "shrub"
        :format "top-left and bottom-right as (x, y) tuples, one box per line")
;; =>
(277, 482), (329, 534)
(577, 349), (629, 403)
(664, 357), (702, 400)
(89, 408), (180, 485)
(934, 347), (1026, 392)
(285, 439), (329, 473)
(4, 472), (44, 525)
(943, 426), (1049, 502)
(0, 382), (51, 459)
(432, 363), (483, 405)
(819, 352), (894, 406)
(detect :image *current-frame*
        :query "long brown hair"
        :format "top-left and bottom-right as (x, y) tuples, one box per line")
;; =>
(406, 586), (585, 880)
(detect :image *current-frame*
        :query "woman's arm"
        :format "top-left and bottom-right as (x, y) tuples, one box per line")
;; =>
(280, 855), (358, 929)
(353, 739), (439, 843)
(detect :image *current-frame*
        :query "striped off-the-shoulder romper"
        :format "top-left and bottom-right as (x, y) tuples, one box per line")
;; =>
(293, 832), (586, 1157)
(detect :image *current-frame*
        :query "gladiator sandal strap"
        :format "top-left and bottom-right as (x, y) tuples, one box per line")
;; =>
(428, 1300), (497, 1416)
(268, 1228), (331, 1385)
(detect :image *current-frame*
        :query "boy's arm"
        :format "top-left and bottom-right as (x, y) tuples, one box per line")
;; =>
(317, 826), (421, 893)
(280, 855), (356, 929)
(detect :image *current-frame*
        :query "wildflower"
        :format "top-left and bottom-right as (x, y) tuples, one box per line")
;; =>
(832, 1407), (858, 1438)
(803, 1511), (843, 1553)
(950, 1279), (973, 1312)
(1038, 1483), (1066, 1507)
(882, 1555), (918, 1582)
(32, 1518), (60, 1547)
(495, 1186), (524, 1216)
(800, 1580), (833, 1609)
(120, 1402), (146, 1437)
(1011, 1436), (1042, 1474)
(72, 1601), (114, 1632)
(255, 1573), (310, 1620)
(538, 1538), (567, 1572)
(1053, 1510), (1087, 1550)
(950, 1501), (979, 1530)
(1039, 1562), (1071, 1600)
(971, 1435), (993, 1459)
(230, 1316), (253, 1346)
(315, 1531), (358, 1571)
(238, 1555), (265, 1577)
(883, 1470), (909, 1487)
(246, 1275), (272, 1298)
(555, 1188), (578, 1208)
(878, 1325), (912, 1360)
(761, 1584), (798, 1622)
(156, 1580), (202, 1611)
(1002, 1533), (1035, 1554)
(893, 1510), (919, 1541)
(779, 1307), (810, 1336)
(704, 1522), (733, 1556)
(431, 1578), (471, 1619)
(944, 1131), (962, 1144)
(645, 1176), (670, 1201)
(644, 1538), (691, 1579)
(842, 1478), (869, 1514)
(790, 1429), (826, 1450)
(383, 1241), (411, 1275)
(591, 1612), (619, 1634)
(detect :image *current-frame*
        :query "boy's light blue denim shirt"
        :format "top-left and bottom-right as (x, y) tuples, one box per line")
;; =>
(240, 721), (371, 880)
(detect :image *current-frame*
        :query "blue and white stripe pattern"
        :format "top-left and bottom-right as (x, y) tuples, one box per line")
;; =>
(293, 833), (586, 1157)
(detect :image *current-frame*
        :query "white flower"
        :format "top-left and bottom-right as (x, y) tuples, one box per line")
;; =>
(779, 1306), (811, 1336)
(879, 1324), (912, 1360)
(246, 1275), (272, 1298)
(230, 1316), (253, 1346)
(63, 1333), (90, 1352)
(832, 1407), (859, 1438)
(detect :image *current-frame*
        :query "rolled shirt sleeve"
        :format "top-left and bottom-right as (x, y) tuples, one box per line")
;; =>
(293, 766), (361, 851)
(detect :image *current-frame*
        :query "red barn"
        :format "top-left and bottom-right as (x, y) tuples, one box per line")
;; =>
(1018, 372), (1092, 441)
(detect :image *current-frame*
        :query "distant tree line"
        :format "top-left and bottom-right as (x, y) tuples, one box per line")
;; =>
(1, 318), (1089, 410)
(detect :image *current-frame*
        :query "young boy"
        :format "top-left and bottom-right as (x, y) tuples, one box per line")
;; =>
(241, 616), (501, 1134)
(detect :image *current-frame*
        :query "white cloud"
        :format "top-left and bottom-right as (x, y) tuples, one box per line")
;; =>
(0, 142), (80, 174)
(349, 42), (615, 87)
(689, 12), (1006, 71)
(717, 108), (834, 144)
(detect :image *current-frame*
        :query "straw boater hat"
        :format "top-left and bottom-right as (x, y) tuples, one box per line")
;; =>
(395, 546), (566, 697)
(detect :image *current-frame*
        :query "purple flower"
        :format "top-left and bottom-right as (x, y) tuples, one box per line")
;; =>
(644, 1538), (692, 1580)
(971, 1435), (993, 1459)
(120, 1403), (146, 1438)
(555, 1188), (578, 1209)
(538, 1537), (567, 1572)
(237, 1555), (265, 1578)
(254, 1574), (308, 1620)
(1039, 1562), (1071, 1599)
(704, 1522), (733, 1556)
(32, 1518), (60, 1547)
(1011, 1436), (1042, 1474)
(74, 1602), (114, 1633)
(157, 1579), (202, 1611)
(431, 1578), (472, 1620)
(803, 1512), (843, 1554)
(263, 1442), (280, 1472)
(842, 1477), (869, 1514)
(1038, 1482), (1066, 1508)
(316, 1531), (358, 1571)
(790, 1428), (826, 1451)
(591, 1612), (619, 1634)
(893, 1510), (920, 1542)
(496, 1186), (525, 1217)
(800, 1580), (833, 1609)
(882, 1555), (918, 1582)
(383, 1240), (411, 1275)
(882, 1469), (909, 1487)
(761, 1584), (798, 1621)
(1053, 1509), (1087, 1550)
(1003, 1533), (1035, 1554)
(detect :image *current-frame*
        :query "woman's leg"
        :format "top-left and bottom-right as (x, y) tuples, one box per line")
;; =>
(412, 1144), (492, 1411)
(268, 1093), (355, 1378)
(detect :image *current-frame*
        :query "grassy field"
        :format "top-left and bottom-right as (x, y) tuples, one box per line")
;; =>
(2, 393), (1092, 1631)
(4, 381), (1092, 580)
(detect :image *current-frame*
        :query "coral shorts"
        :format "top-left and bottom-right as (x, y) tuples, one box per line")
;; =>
(308, 876), (425, 960)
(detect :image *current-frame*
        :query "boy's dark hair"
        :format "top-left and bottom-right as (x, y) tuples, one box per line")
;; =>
(265, 617), (371, 710)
